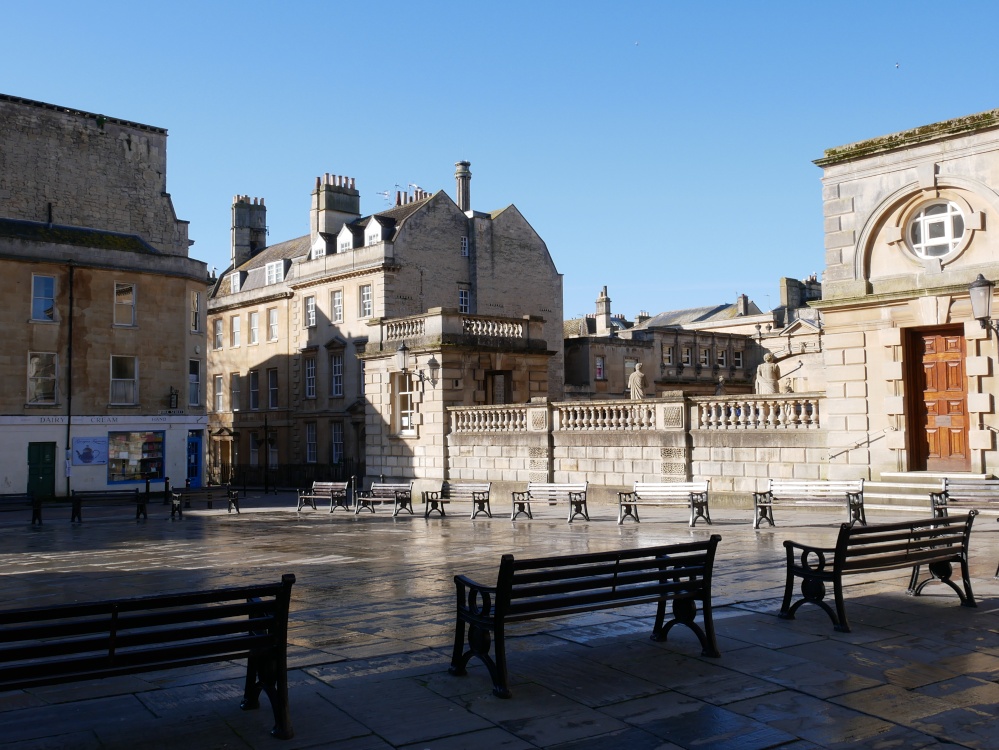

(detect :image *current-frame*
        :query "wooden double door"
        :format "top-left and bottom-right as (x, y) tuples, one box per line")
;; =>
(907, 327), (969, 472)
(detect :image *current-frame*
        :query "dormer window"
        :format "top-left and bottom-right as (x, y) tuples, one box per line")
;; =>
(230, 274), (240, 294)
(338, 238), (352, 252)
(265, 261), (284, 285)
(312, 242), (326, 260)
(366, 228), (381, 246)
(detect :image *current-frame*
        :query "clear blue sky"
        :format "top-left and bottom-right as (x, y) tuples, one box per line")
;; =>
(6, 1), (999, 320)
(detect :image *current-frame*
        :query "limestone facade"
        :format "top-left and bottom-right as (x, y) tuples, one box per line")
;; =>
(0, 94), (209, 496)
(207, 164), (562, 481)
(815, 108), (999, 479)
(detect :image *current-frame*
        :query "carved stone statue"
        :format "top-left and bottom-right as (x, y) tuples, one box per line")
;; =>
(755, 353), (779, 395)
(783, 378), (794, 394)
(714, 376), (726, 396)
(628, 362), (647, 400)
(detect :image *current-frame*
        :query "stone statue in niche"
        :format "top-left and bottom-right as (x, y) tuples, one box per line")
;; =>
(755, 353), (780, 394)
(714, 376), (726, 396)
(628, 362), (648, 400)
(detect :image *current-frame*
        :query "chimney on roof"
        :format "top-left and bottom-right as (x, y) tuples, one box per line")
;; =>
(311, 173), (361, 254)
(455, 160), (472, 212)
(231, 195), (267, 268)
(736, 294), (750, 316)
(635, 310), (651, 325)
(595, 286), (612, 335)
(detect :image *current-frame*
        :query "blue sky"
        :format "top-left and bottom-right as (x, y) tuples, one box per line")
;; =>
(5, 1), (999, 320)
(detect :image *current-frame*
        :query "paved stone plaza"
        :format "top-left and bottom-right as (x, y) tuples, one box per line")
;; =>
(2, 494), (999, 749)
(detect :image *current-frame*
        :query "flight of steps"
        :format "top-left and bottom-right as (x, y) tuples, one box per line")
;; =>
(864, 472), (992, 513)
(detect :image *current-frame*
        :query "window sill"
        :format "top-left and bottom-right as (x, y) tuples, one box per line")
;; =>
(24, 402), (61, 408)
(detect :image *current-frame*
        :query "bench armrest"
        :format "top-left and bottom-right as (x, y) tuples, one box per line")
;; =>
(453, 574), (498, 620)
(423, 491), (441, 502)
(929, 491), (948, 506)
(753, 490), (773, 502)
(783, 539), (835, 573)
(472, 491), (489, 502)
(618, 491), (637, 502)
(357, 490), (372, 499)
(511, 490), (531, 502)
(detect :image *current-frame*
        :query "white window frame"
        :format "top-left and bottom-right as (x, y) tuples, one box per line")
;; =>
(664, 346), (674, 365)
(329, 352), (344, 397)
(734, 351), (744, 368)
(305, 356), (316, 399)
(268, 368), (279, 409)
(331, 421), (344, 463)
(359, 284), (372, 318)
(594, 356), (605, 380)
(682, 347), (692, 366)
(365, 225), (381, 246)
(331, 290), (343, 323)
(230, 273), (240, 294)
(395, 372), (417, 436)
(189, 360), (201, 406)
(699, 349), (710, 366)
(304, 296), (316, 327)
(459, 288), (470, 314)
(249, 370), (259, 410)
(267, 308), (278, 341)
(32, 274), (56, 322)
(110, 356), (138, 405)
(306, 422), (317, 463)
(28, 352), (57, 405)
(214, 374), (224, 412)
(461, 236), (469, 257)
(908, 200), (966, 259)
(249, 311), (259, 345)
(230, 372), (241, 412)
(190, 291), (201, 333)
(230, 315), (241, 347)
(338, 237), (352, 253)
(213, 319), (223, 349)
(717, 350), (727, 367)
(114, 282), (136, 326)
(265, 261), (284, 285)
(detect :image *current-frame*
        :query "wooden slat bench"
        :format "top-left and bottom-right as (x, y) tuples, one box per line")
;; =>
(70, 488), (143, 522)
(355, 481), (414, 516)
(421, 482), (492, 518)
(779, 512), (977, 632)
(449, 536), (722, 697)
(0, 573), (297, 739)
(753, 479), (865, 529)
(511, 482), (589, 522)
(297, 481), (350, 512)
(0, 492), (40, 525)
(618, 481), (711, 526)
(170, 485), (239, 519)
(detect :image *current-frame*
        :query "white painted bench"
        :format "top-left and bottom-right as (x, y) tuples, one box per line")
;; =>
(511, 482), (588, 523)
(931, 477), (999, 516)
(753, 479), (865, 529)
(421, 482), (492, 519)
(297, 481), (350, 512)
(355, 481), (414, 517)
(617, 481), (711, 526)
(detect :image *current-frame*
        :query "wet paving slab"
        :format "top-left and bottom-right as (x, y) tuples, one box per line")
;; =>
(2, 495), (999, 748)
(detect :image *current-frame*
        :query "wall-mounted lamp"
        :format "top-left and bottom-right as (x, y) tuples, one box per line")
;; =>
(970, 274), (997, 336)
(395, 341), (440, 388)
(168, 386), (178, 410)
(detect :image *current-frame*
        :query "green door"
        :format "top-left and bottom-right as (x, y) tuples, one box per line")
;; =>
(27, 442), (57, 498)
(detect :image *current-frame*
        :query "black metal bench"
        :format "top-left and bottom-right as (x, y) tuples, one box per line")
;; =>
(0, 573), (296, 738)
(779, 512), (977, 632)
(0, 492), (40, 525)
(421, 481), (492, 518)
(70, 488), (143, 522)
(297, 481), (350, 512)
(617, 481), (711, 526)
(511, 482), (589, 522)
(753, 479), (865, 529)
(170, 485), (239, 519)
(449, 536), (722, 697)
(355, 481), (414, 516)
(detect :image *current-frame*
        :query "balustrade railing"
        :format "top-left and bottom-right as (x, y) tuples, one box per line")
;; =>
(385, 318), (425, 341)
(450, 405), (528, 433)
(693, 394), (821, 430)
(555, 402), (657, 431)
(461, 317), (523, 339)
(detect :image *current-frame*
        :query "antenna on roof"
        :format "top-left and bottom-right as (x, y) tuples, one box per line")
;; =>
(375, 191), (391, 205)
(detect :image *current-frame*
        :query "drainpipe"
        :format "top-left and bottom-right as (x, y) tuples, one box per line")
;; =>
(65, 261), (74, 497)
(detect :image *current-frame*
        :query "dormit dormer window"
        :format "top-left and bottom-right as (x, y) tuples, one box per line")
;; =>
(337, 225), (354, 253)
(265, 261), (284, 285)
(365, 221), (383, 246)
(229, 273), (241, 294)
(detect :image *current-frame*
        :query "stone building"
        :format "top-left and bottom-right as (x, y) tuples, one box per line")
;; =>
(0, 94), (209, 496)
(207, 162), (562, 485)
(815, 108), (999, 479)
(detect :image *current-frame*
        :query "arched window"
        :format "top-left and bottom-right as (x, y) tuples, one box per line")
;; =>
(908, 201), (965, 258)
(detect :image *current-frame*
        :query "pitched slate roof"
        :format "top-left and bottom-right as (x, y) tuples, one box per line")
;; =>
(632, 300), (762, 329)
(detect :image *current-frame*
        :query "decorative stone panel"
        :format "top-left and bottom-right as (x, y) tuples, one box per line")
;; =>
(661, 406), (683, 428)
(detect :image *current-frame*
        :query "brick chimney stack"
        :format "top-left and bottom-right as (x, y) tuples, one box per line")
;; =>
(455, 160), (472, 212)
(310, 173), (361, 254)
(231, 195), (267, 268)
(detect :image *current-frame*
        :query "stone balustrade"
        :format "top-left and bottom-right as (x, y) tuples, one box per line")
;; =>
(450, 404), (528, 433)
(461, 316), (524, 339)
(692, 394), (821, 430)
(384, 318), (425, 341)
(554, 401), (657, 431)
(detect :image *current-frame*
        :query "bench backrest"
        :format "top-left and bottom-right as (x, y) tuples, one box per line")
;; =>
(835, 512), (977, 574)
(496, 537), (721, 622)
(941, 477), (999, 500)
(0, 574), (296, 691)
(526, 483), (587, 502)
(769, 479), (863, 499)
(70, 489), (140, 498)
(367, 482), (413, 497)
(442, 482), (490, 500)
(307, 481), (349, 494)
(633, 481), (709, 500)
